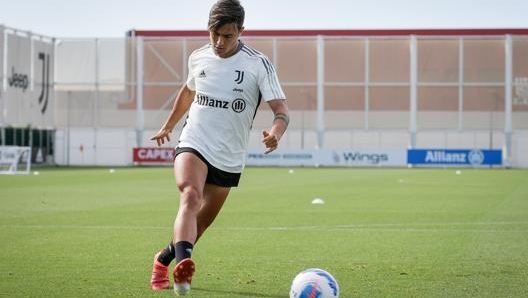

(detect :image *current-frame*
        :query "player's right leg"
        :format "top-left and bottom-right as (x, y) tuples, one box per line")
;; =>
(171, 151), (208, 295)
(173, 257), (196, 295)
(150, 150), (206, 292)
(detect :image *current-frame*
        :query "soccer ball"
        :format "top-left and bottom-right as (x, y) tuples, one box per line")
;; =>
(289, 268), (339, 298)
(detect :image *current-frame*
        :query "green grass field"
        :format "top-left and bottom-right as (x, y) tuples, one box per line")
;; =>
(1, 167), (527, 298)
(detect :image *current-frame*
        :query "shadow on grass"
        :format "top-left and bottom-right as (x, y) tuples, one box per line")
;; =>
(192, 287), (284, 298)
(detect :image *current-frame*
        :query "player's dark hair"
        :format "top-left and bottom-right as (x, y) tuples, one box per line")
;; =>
(208, 0), (245, 32)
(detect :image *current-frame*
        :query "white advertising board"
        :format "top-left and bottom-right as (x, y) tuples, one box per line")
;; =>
(246, 149), (407, 167)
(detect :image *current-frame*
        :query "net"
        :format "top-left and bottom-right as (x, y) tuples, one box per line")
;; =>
(0, 146), (32, 175)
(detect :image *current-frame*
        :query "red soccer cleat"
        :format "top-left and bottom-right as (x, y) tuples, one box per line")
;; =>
(173, 258), (195, 295)
(150, 251), (170, 290)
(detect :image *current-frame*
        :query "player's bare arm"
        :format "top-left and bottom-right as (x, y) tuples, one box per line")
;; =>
(262, 99), (289, 153)
(151, 85), (195, 146)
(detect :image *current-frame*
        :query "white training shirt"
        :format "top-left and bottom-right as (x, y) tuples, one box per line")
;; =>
(179, 41), (286, 173)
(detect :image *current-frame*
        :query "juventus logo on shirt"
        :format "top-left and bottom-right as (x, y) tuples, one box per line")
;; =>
(235, 70), (244, 84)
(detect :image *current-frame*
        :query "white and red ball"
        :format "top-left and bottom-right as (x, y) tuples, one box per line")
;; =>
(289, 268), (339, 298)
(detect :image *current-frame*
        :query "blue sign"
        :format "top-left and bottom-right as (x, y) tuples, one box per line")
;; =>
(407, 149), (502, 166)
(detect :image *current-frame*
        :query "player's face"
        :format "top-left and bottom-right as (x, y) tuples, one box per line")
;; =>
(210, 23), (243, 58)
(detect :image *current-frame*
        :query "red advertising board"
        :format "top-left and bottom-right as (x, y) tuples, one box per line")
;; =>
(133, 147), (175, 163)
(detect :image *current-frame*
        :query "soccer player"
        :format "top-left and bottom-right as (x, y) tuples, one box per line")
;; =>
(149, 0), (289, 295)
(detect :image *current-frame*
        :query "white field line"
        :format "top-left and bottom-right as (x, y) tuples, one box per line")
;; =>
(0, 221), (527, 233)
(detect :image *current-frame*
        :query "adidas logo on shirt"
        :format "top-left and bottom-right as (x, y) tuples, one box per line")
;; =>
(199, 70), (206, 78)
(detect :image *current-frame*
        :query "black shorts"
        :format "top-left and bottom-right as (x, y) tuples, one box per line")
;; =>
(175, 147), (241, 187)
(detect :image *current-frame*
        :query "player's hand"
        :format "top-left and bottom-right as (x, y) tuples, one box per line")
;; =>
(150, 129), (172, 146)
(262, 130), (279, 154)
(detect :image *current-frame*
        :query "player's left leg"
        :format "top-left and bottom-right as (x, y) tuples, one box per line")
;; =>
(150, 250), (170, 290)
(196, 184), (231, 242)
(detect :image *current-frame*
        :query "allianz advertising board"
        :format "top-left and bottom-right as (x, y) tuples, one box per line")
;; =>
(407, 149), (502, 166)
